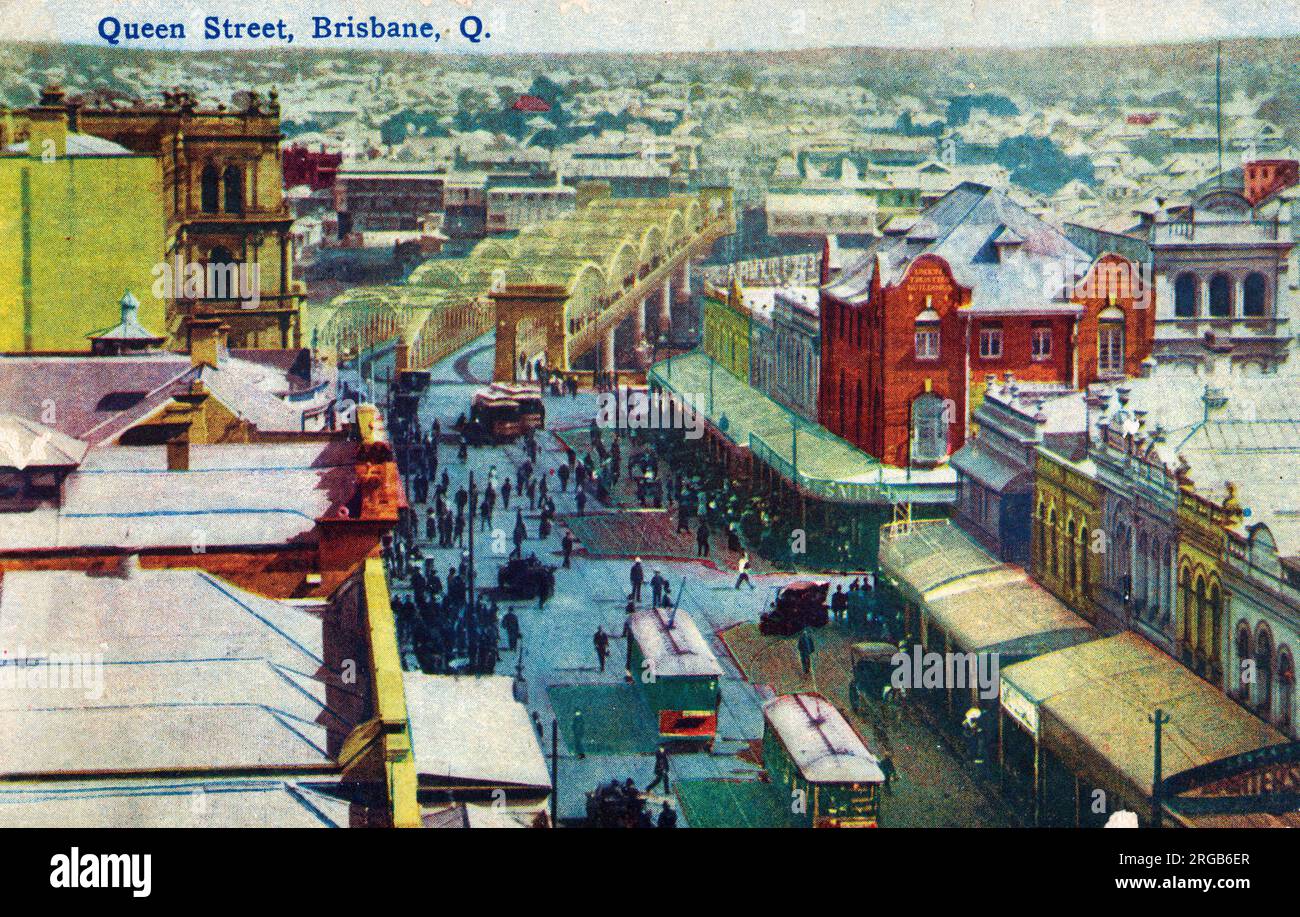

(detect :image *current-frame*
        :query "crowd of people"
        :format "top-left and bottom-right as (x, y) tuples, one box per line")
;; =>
(382, 395), (572, 675)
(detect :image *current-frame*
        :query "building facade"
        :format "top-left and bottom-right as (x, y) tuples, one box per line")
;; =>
(335, 163), (445, 234)
(0, 106), (167, 352)
(1149, 185), (1295, 374)
(701, 281), (750, 381)
(1031, 446), (1104, 626)
(66, 87), (302, 349)
(819, 183), (1150, 469)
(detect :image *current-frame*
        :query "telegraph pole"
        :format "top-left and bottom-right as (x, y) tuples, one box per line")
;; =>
(467, 469), (477, 611)
(1150, 708), (1171, 827)
(550, 717), (559, 827)
(1215, 41), (1223, 187)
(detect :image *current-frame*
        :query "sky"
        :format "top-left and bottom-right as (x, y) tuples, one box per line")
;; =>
(1, 0), (1298, 53)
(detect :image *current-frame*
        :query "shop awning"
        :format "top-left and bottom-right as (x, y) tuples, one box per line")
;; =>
(949, 442), (1031, 494)
(1000, 632), (1287, 812)
(925, 569), (1098, 658)
(650, 352), (956, 506)
(879, 519), (1007, 599)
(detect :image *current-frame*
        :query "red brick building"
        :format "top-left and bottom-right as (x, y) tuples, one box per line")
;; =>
(818, 183), (1150, 469)
(283, 143), (342, 191)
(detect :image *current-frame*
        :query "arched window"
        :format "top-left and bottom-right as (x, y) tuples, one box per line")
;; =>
(1180, 567), (1193, 647)
(1243, 272), (1267, 318)
(909, 393), (948, 465)
(223, 165), (244, 214)
(1280, 651), (1295, 732)
(201, 163), (220, 213)
(1194, 576), (1208, 663)
(1036, 502), (1047, 570)
(1066, 520), (1077, 591)
(1098, 309), (1125, 378)
(1079, 525), (1090, 595)
(1236, 623), (1252, 701)
(1209, 273), (1231, 318)
(1256, 627), (1275, 715)
(1208, 583), (1223, 675)
(1047, 508), (1058, 578)
(1174, 273), (1197, 318)
(1135, 531), (1149, 615)
(207, 246), (237, 300)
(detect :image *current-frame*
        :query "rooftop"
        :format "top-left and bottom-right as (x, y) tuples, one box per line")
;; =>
(827, 181), (1092, 313)
(0, 567), (352, 778)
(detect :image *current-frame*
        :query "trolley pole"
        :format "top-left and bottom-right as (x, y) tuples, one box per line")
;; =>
(467, 470), (477, 612)
(550, 717), (559, 827)
(1150, 708), (1170, 828)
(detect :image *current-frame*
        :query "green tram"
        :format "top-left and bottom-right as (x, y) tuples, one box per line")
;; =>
(762, 693), (885, 828)
(626, 607), (723, 749)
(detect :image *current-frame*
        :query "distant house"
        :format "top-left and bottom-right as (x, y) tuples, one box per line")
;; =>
(512, 94), (552, 114)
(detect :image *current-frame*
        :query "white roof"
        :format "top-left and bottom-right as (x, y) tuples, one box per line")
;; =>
(627, 607), (723, 678)
(404, 674), (550, 790)
(0, 568), (345, 777)
(0, 443), (343, 552)
(4, 132), (132, 157)
(0, 778), (352, 828)
(763, 693), (884, 784)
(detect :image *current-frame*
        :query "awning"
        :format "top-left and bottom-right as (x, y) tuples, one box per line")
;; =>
(879, 519), (1007, 599)
(949, 442), (1031, 495)
(1000, 632), (1287, 812)
(925, 569), (1098, 659)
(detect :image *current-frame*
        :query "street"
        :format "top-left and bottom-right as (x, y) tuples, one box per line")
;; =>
(378, 332), (1018, 827)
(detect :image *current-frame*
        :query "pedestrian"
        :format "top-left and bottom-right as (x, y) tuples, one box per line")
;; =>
(734, 552), (754, 590)
(562, 530), (574, 568)
(576, 487), (587, 516)
(879, 752), (897, 793)
(832, 584), (848, 623)
(657, 801), (678, 829)
(646, 745), (670, 794)
(502, 608), (520, 651)
(593, 625), (610, 673)
(513, 509), (526, 558)
(571, 710), (586, 759)
(696, 520), (710, 558)
(650, 569), (665, 606)
(630, 557), (644, 603)
(797, 627), (815, 676)
(558, 463), (570, 493)
(502, 478), (512, 510)
(425, 506), (435, 541)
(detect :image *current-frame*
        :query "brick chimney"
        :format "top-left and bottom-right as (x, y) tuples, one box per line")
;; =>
(188, 316), (228, 368)
(26, 98), (68, 160)
(315, 404), (401, 586)
(1243, 159), (1299, 206)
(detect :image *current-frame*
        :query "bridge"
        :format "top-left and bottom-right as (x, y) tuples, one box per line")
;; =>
(486, 188), (734, 381)
(312, 187), (735, 381)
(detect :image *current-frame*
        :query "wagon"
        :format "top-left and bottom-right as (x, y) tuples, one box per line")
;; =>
(759, 580), (830, 636)
(848, 642), (901, 716)
(496, 555), (555, 600)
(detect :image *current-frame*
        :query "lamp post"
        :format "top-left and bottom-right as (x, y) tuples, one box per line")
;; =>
(1150, 708), (1170, 828)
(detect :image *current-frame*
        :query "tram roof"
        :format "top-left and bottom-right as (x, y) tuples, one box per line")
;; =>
(627, 606), (723, 678)
(764, 693), (884, 785)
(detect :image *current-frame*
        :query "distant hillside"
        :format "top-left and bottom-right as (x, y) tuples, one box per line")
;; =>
(0, 35), (1292, 110)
